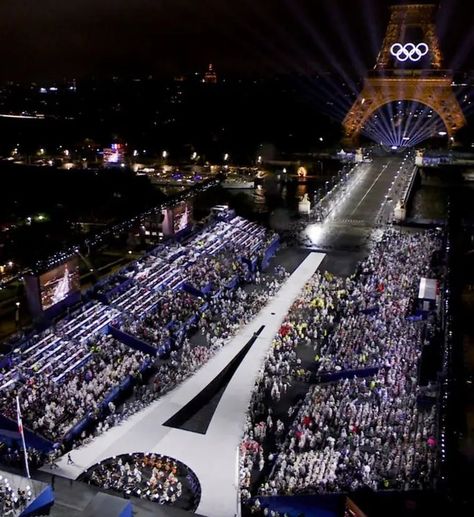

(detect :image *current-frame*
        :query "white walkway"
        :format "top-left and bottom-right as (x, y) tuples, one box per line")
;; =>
(44, 252), (325, 517)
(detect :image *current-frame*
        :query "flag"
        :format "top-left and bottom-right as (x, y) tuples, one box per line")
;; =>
(16, 395), (31, 478)
(16, 396), (23, 435)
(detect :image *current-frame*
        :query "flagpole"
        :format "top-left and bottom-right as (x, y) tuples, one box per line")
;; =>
(16, 395), (31, 479)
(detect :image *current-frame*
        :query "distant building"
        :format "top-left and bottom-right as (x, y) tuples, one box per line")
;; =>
(204, 63), (217, 84)
(103, 143), (125, 166)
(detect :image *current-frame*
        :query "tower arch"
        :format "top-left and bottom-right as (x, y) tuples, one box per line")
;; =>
(363, 99), (448, 147)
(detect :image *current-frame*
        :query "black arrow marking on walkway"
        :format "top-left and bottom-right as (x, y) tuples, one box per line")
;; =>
(163, 325), (265, 434)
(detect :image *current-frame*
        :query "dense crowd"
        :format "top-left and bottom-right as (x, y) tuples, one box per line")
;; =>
(0, 265), (285, 457)
(60, 268), (288, 454)
(84, 453), (191, 506)
(265, 374), (436, 494)
(119, 288), (204, 350)
(241, 229), (442, 503)
(240, 270), (350, 497)
(0, 335), (149, 442)
(185, 250), (248, 292)
(0, 213), (280, 468)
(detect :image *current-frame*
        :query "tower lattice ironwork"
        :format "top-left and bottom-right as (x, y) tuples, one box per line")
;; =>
(342, 3), (465, 142)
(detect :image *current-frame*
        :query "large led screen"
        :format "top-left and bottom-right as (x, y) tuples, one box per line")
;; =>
(39, 258), (80, 311)
(173, 200), (192, 234)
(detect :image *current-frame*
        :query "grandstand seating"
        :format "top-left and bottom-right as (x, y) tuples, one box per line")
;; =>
(0, 210), (278, 449)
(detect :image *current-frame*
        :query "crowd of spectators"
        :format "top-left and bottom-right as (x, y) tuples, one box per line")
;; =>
(0, 212), (280, 467)
(241, 229), (442, 503)
(185, 250), (248, 292)
(70, 270), (288, 452)
(151, 277), (287, 391)
(118, 289), (204, 348)
(240, 270), (349, 498)
(0, 335), (149, 442)
(0, 264), (284, 457)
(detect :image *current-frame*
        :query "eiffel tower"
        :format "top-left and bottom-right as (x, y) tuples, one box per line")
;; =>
(343, 3), (465, 143)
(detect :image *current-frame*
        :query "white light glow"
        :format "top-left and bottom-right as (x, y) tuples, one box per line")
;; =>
(305, 223), (325, 245)
(390, 42), (429, 62)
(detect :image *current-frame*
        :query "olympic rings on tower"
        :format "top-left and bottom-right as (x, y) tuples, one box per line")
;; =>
(390, 42), (429, 62)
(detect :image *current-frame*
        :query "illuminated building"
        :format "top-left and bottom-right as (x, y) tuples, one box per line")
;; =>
(103, 143), (125, 166)
(204, 63), (218, 84)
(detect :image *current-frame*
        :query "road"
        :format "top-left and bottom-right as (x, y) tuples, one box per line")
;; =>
(304, 154), (412, 256)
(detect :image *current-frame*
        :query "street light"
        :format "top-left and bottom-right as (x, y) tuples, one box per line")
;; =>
(15, 302), (20, 330)
(223, 153), (229, 161)
(162, 150), (168, 159)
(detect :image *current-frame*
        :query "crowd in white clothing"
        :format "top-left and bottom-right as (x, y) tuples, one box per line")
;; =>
(56, 269), (289, 454)
(241, 229), (442, 504)
(0, 335), (149, 442)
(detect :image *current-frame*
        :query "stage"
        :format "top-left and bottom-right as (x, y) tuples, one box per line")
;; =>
(42, 252), (325, 517)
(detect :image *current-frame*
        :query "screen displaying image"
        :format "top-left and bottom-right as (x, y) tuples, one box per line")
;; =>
(173, 200), (192, 233)
(39, 258), (80, 311)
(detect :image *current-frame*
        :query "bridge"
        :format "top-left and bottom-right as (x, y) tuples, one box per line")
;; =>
(298, 153), (417, 270)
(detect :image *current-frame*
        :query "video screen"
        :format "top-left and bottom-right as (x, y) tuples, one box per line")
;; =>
(39, 258), (80, 311)
(173, 200), (192, 233)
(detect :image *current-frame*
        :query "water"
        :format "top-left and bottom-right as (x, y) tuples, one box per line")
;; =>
(410, 167), (474, 223)
(193, 173), (339, 233)
(409, 169), (452, 222)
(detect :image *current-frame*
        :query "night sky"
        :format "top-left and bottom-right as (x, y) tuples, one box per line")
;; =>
(0, 0), (472, 81)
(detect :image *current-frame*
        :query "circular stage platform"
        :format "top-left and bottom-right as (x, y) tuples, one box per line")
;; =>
(78, 452), (201, 511)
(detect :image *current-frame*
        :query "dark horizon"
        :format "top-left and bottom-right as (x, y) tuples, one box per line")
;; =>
(0, 0), (472, 83)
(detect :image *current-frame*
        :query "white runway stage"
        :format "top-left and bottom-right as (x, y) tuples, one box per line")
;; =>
(45, 252), (325, 516)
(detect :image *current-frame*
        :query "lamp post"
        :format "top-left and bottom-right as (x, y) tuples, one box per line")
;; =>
(15, 301), (20, 330)
(317, 160), (324, 175)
